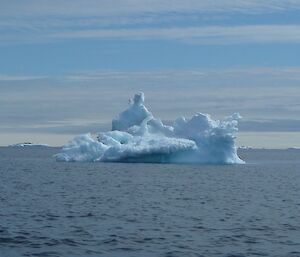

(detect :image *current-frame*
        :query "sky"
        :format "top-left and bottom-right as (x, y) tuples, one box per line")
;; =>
(0, 0), (300, 147)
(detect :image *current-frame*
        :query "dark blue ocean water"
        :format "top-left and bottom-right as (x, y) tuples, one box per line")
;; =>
(0, 147), (300, 257)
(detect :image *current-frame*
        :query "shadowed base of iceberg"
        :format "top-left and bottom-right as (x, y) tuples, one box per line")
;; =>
(55, 93), (244, 164)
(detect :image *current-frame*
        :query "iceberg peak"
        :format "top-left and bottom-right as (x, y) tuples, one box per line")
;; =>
(131, 92), (145, 106)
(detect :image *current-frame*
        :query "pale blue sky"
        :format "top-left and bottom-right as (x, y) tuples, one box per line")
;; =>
(0, 0), (300, 147)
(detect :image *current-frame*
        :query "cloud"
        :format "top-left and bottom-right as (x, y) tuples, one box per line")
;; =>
(0, 121), (111, 135)
(2, 66), (300, 83)
(0, 74), (46, 81)
(240, 119), (300, 132)
(45, 25), (300, 44)
(1, 1), (300, 45)
(57, 67), (300, 83)
(1, 0), (300, 17)
(0, 67), (300, 146)
(0, 67), (299, 127)
(2, 25), (300, 45)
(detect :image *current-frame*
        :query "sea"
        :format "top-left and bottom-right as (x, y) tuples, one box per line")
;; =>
(0, 147), (299, 257)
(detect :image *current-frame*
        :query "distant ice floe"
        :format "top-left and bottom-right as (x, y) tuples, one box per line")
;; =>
(9, 142), (50, 147)
(287, 147), (300, 150)
(55, 92), (244, 164)
(238, 146), (253, 150)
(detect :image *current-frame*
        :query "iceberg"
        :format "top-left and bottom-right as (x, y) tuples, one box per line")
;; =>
(9, 142), (50, 147)
(55, 92), (244, 164)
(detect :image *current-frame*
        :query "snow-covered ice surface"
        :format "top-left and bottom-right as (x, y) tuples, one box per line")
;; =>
(56, 93), (244, 164)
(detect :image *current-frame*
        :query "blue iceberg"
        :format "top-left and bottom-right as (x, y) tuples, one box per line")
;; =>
(55, 93), (244, 164)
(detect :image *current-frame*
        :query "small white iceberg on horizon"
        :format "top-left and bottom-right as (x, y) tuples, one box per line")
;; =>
(55, 92), (244, 164)
(9, 142), (51, 147)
